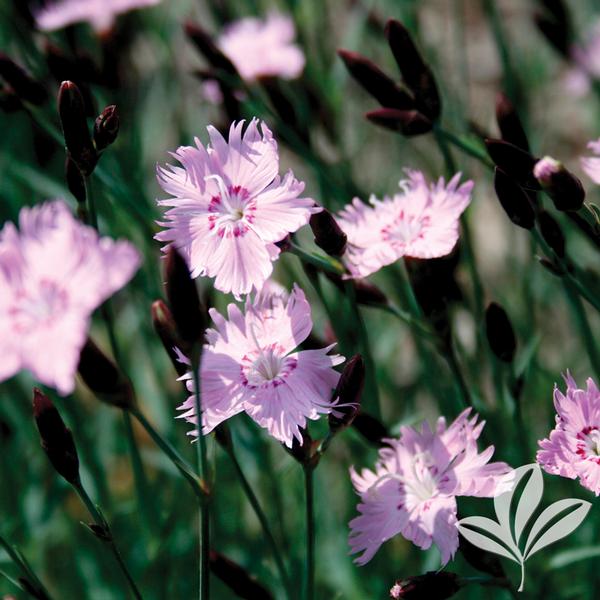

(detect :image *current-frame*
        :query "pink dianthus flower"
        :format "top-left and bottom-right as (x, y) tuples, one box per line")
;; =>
(176, 284), (343, 447)
(35, 0), (161, 34)
(537, 373), (600, 495)
(349, 409), (509, 565)
(580, 139), (600, 184)
(0, 200), (140, 395)
(218, 13), (305, 82)
(335, 170), (473, 278)
(156, 119), (319, 298)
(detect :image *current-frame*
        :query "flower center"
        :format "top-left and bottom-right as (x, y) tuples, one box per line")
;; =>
(10, 279), (68, 333)
(205, 175), (257, 238)
(577, 426), (600, 457)
(381, 210), (427, 246)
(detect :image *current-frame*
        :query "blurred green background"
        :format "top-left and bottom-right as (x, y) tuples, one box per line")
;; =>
(3, 0), (600, 598)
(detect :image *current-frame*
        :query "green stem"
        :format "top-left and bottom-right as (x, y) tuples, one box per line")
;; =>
(191, 362), (210, 600)
(129, 407), (204, 502)
(343, 281), (381, 419)
(0, 534), (53, 600)
(224, 442), (293, 600)
(73, 483), (143, 600)
(443, 338), (474, 410)
(288, 242), (345, 275)
(303, 467), (315, 600)
(433, 125), (494, 169)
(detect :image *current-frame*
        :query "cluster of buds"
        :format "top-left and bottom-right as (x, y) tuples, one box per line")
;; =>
(339, 19), (440, 135)
(0, 53), (48, 110)
(58, 81), (119, 180)
(488, 94), (584, 223)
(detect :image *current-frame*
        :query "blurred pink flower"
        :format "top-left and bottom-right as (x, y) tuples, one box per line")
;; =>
(156, 118), (318, 298)
(218, 13), (305, 81)
(336, 170), (473, 278)
(176, 284), (343, 447)
(35, 0), (161, 34)
(580, 139), (600, 184)
(349, 409), (509, 565)
(563, 22), (600, 98)
(537, 373), (600, 495)
(0, 200), (140, 395)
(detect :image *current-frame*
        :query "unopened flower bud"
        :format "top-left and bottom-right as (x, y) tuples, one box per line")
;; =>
(0, 54), (47, 105)
(164, 247), (207, 348)
(309, 210), (347, 256)
(389, 572), (462, 599)
(337, 49), (414, 110)
(65, 156), (86, 204)
(533, 156), (585, 212)
(485, 139), (540, 190)
(33, 388), (80, 486)
(184, 21), (238, 76)
(352, 412), (389, 446)
(384, 20), (441, 120)
(58, 81), (97, 175)
(534, 0), (571, 58)
(495, 92), (529, 152)
(152, 299), (190, 376)
(493, 168), (536, 229)
(93, 105), (119, 152)
(485, 302), (517, 363)
(78, 339), (135, 409)
(366, 108), (432, 136)
(329, 355), (365, 433)
(210, 551), (274, 600)
(538, 210), (565, 257)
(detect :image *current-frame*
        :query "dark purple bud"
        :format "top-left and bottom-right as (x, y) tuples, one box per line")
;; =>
(309, 210), (347, 256)
(210, 551), (274, 600)
(352, 412), (389, 446)
(485, 302), (517, 363)
(366, 108), (432, 136)
(78, 339), (135, 409)
(384, 20), (441, 120)
(58, 81), (97, 175)
(329, 355), (365, 433)
(0, 53), (47, 105)
(538, 210), (565, 257)
(184, 21), (238, 75)
(337, 49), (414, 110)
(390, 572), (462, 599)
(534, 0), (571, 58)
(33, 388), (80, 486)
(459, 535), (505, 578)
(164, 247), (207, 348)
(485, 139), (540, 190)
(493, 168), (536, 229)
(93, 105), (119, 151)
(533, 157), (585, 212)
(495, 92), (529, 152)
(151, 299), (190, 376)
(65, 156), (86, 204)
